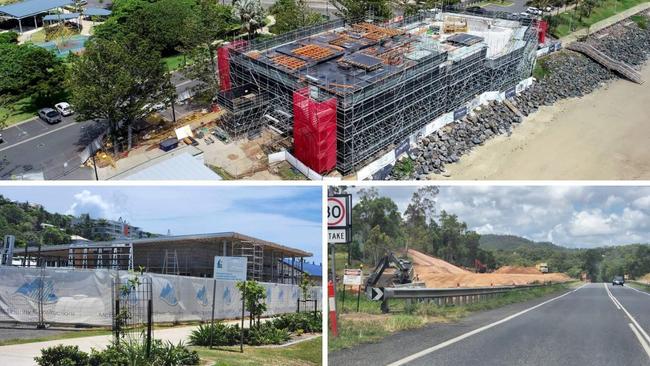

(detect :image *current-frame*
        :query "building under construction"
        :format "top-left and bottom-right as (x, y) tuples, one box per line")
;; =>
(217, 11), (539, 175)
(14, 232), (312, 284)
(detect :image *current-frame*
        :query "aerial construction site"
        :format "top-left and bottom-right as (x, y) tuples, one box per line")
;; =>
(217, 11), (539, 175)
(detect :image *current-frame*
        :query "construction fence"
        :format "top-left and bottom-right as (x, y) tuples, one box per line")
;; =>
(0, 266), (321, 327)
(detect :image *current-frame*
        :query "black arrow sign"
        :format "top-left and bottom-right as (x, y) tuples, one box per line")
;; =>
(371, 287), (384, 301)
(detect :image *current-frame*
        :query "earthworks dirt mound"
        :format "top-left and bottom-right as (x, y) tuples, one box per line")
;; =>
(640, 273), (650, 283)
(407, 249), (571, 288)
(495, 266), (542, 275)
(407, 249), (470, 274)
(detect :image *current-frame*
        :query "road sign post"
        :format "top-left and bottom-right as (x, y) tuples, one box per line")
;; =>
(328, 193), (352, 336)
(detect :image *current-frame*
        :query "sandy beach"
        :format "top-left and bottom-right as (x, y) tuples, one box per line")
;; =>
(430, 63), (650, 180)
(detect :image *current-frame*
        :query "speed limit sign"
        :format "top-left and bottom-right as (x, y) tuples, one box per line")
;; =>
(328, 195), (351, 228)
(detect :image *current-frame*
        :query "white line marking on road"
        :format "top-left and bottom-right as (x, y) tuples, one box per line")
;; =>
(0, 122), (79, 153)
(386, 284), (587, 366)
(606, 284), (650, 346)
(604, 283), (621, 310)
(624, 285), (650, 297)
(629, 323), (650, 360)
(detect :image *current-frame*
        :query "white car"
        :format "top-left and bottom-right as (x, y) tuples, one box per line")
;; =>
(527, 7), (542, 15)
(55, 102), (74, 116)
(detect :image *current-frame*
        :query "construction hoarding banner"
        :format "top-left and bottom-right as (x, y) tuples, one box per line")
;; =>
(0, 267), (321, 326)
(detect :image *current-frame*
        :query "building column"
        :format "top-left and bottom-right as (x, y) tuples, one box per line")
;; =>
(18, 18), (23, 33)
(291, 256), (295, 285)
(33, 15), (37, 28)
(300, 257), (304, 283)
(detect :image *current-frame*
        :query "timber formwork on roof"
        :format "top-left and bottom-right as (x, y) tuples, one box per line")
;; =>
(224, 11), (538, 174)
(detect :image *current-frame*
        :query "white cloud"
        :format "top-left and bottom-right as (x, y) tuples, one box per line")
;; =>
(632, 195), (650, 210)
(66, 190), (127, 220)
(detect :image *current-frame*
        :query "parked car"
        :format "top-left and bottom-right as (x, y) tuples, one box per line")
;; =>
(612, 276), (625, 286)
(54, 102), (74, 116)
(38, 108), (62, 124)
(527, 7), (542, 15)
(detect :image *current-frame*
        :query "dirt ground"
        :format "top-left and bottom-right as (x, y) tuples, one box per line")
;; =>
(430, 63), (650, 180)
(495, 266), (542, 275)
(640, 273), (650, 284)
(408, 249), (571, 288)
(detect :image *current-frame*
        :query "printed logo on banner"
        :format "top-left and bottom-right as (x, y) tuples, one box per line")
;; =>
(292, 287), (299, 300)
(505, 87), (516, 99)
(372, 164), (393, 180)
(14, 278), (58, 304)
(223, 287), (232, 305)
(160, 282), (179, 306)
(196, 285), (209, 306)
(266, 287), (273, 302)
(278, 288), (285, 300)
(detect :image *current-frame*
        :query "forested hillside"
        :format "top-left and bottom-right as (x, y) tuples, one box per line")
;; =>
(0, 195), (138, 247)
(481, 234), (650, 282)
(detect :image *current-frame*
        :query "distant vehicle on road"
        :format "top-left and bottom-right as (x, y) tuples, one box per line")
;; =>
(612, 276), (625, 286)
(55, 102), (74, 116)
(38, 108), (62, 124)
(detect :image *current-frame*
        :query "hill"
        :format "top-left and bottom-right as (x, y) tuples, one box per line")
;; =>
(479, 234), (565, 251)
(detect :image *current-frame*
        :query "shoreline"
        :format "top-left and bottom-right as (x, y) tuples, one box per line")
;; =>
(428, 62), (650, 180)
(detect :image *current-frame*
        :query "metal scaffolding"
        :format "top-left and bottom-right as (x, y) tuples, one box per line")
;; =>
(220, 11), (538, 175)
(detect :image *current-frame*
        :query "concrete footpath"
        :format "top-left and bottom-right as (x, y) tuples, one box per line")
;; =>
(561, 2), (650, 43)
(0, 319), (258, 366)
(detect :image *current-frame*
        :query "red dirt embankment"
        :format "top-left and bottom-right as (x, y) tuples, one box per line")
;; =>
(495, 266), (541, 275)
(408, 249), (571, 288)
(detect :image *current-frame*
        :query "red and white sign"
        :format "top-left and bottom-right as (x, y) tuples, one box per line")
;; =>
(328, 196), (349, 228)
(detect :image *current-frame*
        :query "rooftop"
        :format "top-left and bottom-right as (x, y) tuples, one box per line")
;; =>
(27, 232), (313, 258)
(236, 12), (528, 97)
(109, 148), (221, 181)
(0, 0), (72, 18)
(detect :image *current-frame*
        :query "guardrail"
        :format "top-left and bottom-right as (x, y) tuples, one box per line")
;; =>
(368, 283), (557, 313)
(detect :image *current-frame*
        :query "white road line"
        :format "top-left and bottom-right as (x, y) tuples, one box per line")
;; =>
(629, 323), (650, 360)
(606, 284), (650, 346)
(0, 122), (79, 153)
(624, 285), (650, 297)
(604, 283), (621, 310)
(386, 284), (587, 366)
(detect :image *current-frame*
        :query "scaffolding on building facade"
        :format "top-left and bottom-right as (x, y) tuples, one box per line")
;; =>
(218, 11), (538, 175)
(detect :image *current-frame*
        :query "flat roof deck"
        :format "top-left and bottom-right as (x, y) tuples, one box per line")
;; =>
(239, 13), (528, 97)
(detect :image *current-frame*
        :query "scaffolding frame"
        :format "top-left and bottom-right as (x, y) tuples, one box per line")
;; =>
(222, 11), (538, 174)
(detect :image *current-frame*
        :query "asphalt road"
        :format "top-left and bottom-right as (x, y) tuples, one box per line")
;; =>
(0, 70), (202, 180)
(330, 283), (650, 366)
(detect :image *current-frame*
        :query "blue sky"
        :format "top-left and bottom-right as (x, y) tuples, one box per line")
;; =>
(348, 186), (650, 248)
(0, 185), (323, 263)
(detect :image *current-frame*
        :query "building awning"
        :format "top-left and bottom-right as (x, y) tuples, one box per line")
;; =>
(283, 258), (322, 277)
(83, 7), (111, 16)
(0, 0), (73, 19)
(43, 13), (79, 21)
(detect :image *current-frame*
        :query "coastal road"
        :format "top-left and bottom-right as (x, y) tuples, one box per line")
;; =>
(330, 283), (650, 366)
(0, 70), (202, 180)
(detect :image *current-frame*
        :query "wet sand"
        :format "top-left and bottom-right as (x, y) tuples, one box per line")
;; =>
(430, 64), (650, 180)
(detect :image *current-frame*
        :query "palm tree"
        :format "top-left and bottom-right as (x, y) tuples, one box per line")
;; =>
(233, 0), (266, 39)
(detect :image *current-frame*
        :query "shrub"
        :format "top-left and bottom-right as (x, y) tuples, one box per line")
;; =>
(151, 340), (200, 366)
(35, 345), (89, 366)
(248, 322), (290, 346)
(271, 312), (322, 333)
(188, 323), (242, 347)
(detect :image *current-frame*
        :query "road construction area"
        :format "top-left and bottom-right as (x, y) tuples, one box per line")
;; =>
(408, 249), (571, 287)
(330, 283), (650, 366)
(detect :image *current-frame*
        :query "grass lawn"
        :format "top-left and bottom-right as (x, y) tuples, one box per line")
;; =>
(477, 0), (514, 7)
(162, 53), (188, 72)
(0, 96), (39, 126)
(194, 336), (322, 366)
(629, 281), (650, 292)
(550, 0), (650, 37)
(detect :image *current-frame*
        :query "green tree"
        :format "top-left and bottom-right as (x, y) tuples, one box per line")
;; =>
(233, 0), (266, 38)
(270, 0), (324, 34)
(41, 226), (71, 245)
(365, 225), (390, 265)
(68, 36), (174, 154)
(403, 186), (438, 253)
(329, 0), (392, 23)
(235, 280), (267, 328)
